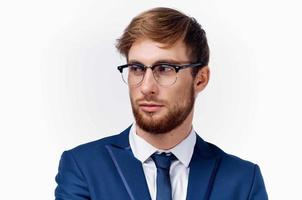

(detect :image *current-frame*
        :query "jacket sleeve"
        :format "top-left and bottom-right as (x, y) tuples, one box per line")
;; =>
(248, 164), (268, 200)
(55, 151), (90, 200)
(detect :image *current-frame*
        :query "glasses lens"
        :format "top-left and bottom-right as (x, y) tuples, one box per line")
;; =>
(120, 64), (178, 86)
(153, 64), (177, 86)
(121, 64), (145, 85)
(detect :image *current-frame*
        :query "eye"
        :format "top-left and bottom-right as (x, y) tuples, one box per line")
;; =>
(155, 64), (175, 74)
(128, 64), (145, 75)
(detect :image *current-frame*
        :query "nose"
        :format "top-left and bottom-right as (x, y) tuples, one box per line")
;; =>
(140, 68), (159, 97)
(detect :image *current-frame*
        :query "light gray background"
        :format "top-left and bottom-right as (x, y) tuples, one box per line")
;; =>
(0, 0), (301, 199)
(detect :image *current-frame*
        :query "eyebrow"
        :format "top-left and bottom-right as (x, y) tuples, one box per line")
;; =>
(128, 59), (189, 65)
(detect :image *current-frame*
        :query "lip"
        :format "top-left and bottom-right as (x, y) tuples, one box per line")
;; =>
(139, 103), (164, 112)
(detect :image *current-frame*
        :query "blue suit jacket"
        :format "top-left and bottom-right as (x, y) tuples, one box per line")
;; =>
(55, 126), (268, 200)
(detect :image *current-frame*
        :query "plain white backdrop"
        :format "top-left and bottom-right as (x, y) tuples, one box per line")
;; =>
(0, 0), (301, 199)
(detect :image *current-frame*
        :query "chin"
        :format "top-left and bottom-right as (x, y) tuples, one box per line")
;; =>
(141, 109), (166, 120)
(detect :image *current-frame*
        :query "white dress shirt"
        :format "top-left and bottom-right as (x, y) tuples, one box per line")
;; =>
(129, 124), (196, 200)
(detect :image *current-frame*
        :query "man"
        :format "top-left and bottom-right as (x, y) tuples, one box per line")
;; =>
(55, 7), (268, 200)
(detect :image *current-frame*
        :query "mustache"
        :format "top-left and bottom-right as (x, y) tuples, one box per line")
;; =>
(134, 97), (166, 105)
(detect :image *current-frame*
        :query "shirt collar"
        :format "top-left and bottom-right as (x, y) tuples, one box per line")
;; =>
(129, 123), (196, 168)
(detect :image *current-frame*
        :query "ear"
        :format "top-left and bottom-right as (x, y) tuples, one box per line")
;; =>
(194, 66), (210, 95)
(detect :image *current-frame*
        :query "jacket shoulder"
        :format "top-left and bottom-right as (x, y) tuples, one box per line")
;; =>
(206, 141), (260, 184)
(68, 126), (131, 154)
(205, 141), (256, 168)
(201, 140), (258, 183)
(73, 134), (119, 150)
(205, 142), (268, 199)
(66, 133), (123, 159)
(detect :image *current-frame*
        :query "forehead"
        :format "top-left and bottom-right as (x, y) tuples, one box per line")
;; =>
(128, 38), (191, 64)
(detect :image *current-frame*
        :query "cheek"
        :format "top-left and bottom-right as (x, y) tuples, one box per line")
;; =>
(128, 89), (136, 104)
(129, 87), (138, 99)
(173, 78), (193, 98)
(166, 86), (190, 106)
(176, 83), (194, 104)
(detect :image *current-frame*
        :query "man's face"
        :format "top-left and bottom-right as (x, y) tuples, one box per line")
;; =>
(128, 38), (197, 134)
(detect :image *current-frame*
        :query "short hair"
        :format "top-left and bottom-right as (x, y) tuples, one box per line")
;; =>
(116, 7), (210, 77)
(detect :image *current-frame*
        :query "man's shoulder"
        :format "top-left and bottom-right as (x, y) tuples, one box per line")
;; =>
(206, 141), (267, 198)
(205, 141), (259, 175)
(196, 136), (256, 168)
(64, 127), (131, 160)
(71, 134), (119, 151)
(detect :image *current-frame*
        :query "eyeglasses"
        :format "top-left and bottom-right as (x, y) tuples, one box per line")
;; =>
(117, 62), (203, 86)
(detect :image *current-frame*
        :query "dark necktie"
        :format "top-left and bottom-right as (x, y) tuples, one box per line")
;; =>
(151, 152), (176, 200)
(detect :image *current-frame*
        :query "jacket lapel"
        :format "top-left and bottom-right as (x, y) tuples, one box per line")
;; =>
(105, 126), (151, 200)
(186, 134), (222, 200)
(106, 127), (222, 200)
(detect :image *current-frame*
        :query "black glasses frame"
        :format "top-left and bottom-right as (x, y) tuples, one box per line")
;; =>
(117, 62), (204, 73)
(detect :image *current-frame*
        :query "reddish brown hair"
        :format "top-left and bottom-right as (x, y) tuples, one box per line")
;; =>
(116, 7), (209, 76)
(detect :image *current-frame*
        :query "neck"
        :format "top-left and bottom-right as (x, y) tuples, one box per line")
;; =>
(135, 111), (194, 150)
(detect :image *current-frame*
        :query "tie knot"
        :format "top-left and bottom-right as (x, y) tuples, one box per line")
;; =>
(151, 152), (176, 170)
